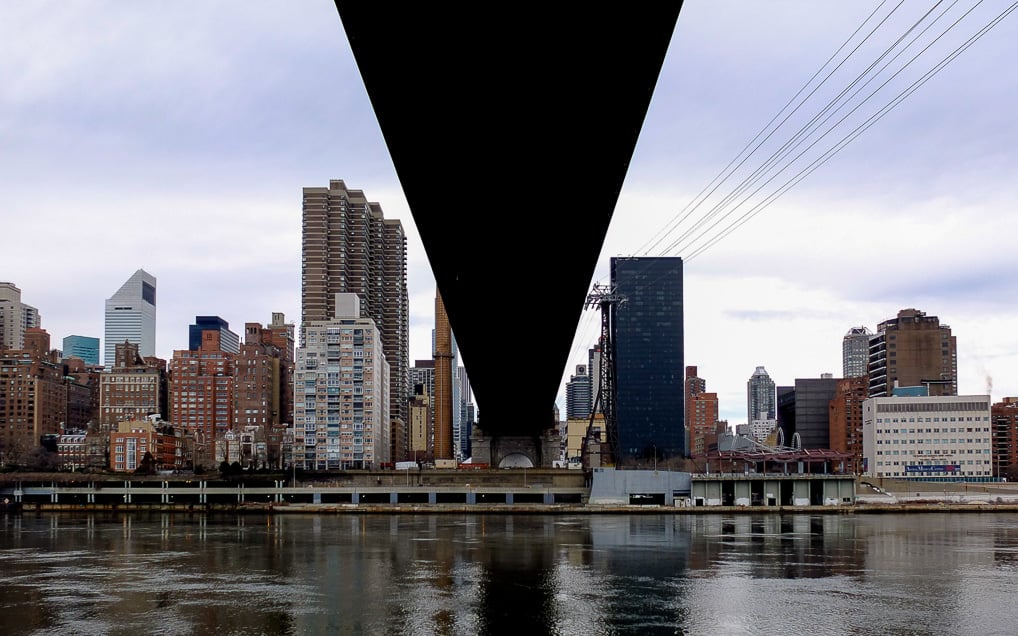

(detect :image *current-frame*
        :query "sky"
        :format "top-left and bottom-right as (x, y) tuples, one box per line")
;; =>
(3, 1), (1018, 429)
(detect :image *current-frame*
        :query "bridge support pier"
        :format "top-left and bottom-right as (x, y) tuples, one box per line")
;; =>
(471, 427), (560, 468)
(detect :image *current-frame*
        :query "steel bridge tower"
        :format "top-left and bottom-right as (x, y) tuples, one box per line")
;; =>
(584, 283), (626, 468)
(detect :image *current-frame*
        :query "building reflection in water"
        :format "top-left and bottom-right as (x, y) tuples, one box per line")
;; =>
(4, 512), (1018, 635)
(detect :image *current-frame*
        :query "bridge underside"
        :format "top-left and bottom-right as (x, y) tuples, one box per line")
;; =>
(335, 3), (684, 436)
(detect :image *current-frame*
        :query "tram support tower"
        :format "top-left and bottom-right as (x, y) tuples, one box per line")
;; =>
(584, 284), (625, 468)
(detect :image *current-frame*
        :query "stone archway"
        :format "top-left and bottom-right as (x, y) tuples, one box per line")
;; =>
(497, 453), (534, 469)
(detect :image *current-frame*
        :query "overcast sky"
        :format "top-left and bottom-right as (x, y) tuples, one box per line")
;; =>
(3, 1), (1017, 428)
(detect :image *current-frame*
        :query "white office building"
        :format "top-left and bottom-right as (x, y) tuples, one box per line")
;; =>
(862, 394), (993, 481)
(104, 269), (157, 367)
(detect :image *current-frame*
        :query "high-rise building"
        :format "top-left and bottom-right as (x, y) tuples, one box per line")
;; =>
(789, 375), (839, 449)
(410, 360), (436, 461)
(408, 383), (432, 461)
(748, 415), (777, 444)
(63, 356), (101, 430)
(235, 314), (295, 468)
(565, 364), (592, 420)
(255, 313), (297, 450)
(62, 335), (100, 366)
(433, 289), (454, 460)
(776, 385), (795, 442)
(0, 328), (65, 464)
(991, 398), (1018, 480)
(829, 376), (868, 474)
(457, 365), (474, 460)
(588, 343), (603, 415)
(868, 308), (957, 398)
(103, 269), (156, 367)
(842, 326), (872, 378)
(0, 282), (40, 352)
(99, 341), (168, 430)
(610, 256), (684, 462)
(293, 293), (390, 470)
(410, 361), (436, 406)
(301, 180), (408, 465)
(169, 329), (236, 468)
(747, 366), (776, 423)
(685, 366), (720, 458)
(189, 316), (240, 354)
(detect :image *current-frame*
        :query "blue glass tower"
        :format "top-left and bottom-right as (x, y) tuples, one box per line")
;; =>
(62, 335), (100, 365)
(610, 256), (684, 463)
(188, 316), (240, 354)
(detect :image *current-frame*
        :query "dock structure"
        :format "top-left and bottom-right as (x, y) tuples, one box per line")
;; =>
(0, 469), (859, 512)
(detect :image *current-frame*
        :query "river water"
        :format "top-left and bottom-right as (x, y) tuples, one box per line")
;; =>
(2, 511), (1017, 636)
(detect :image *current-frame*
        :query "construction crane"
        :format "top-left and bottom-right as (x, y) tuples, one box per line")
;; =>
(583, 283), (625, 468)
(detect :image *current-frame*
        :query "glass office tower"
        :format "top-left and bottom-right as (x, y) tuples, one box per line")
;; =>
(104, 269), (156, 368)
(610, 256), (684, 462)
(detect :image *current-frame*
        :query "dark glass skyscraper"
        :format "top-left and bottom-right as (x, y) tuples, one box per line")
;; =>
(188, 316), (239, 354)
(610, 256), (684, 462)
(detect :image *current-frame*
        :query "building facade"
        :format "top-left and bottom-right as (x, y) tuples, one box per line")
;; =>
(109, 419), (183, 473)
(169, 330), (237, 468)
(301, 179), (409, 463)
(57, 431), (89, 471)
(433, 289), (454, 460)
(409, 360), (435, 461)
(293, 294), (390, 470)
(991, 397), (1018, 479)
(234, 314), (294, 468)
(408, 383), (432, 461)
(62, 335), (100, 366)
(588, 343), (603, 417)
(565, 364), (593, 420)
(747, 366), (776, 423)
(829, 376), (868, 473)
(789, 375), (840, 449)
(610, 256), (684, 462)
(868, 308), (957, 398)
(0, 332), (65, 465)
(99, 342), (168, 430)
(104, 269), (156, 367)
(862, 394), (992, 481)
(0, 282), (40, 352)
(189, 316), (240, 354)
(63, 363), (96, 432)
(748, 416), (777, 444)
(685, 366), (720, 458)
(63, 357), (101, 430)
(842, 326), (871, 379)
(457, 365), (474, 460)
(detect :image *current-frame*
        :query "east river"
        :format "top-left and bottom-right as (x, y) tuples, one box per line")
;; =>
(2, 511), (1018, 635)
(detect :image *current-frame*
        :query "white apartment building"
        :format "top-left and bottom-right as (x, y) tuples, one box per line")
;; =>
(293, 293), (390, 470)
(749, 417), (777, 444)
(862, 395), (993, 481)
(0, 282), (40, 351)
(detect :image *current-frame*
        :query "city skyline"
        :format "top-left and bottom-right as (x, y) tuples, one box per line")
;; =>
(3, 2), (1018, 426)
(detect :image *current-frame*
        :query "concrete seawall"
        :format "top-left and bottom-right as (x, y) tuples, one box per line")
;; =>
(10, 500), (1018, 515)
(5, 471), (1018, 515)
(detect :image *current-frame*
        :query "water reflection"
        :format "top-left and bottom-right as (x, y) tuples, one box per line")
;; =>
(2, 512), (1018, 635)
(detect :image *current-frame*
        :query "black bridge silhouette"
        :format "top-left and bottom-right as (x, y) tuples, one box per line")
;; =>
(335, 2), (685, 437)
